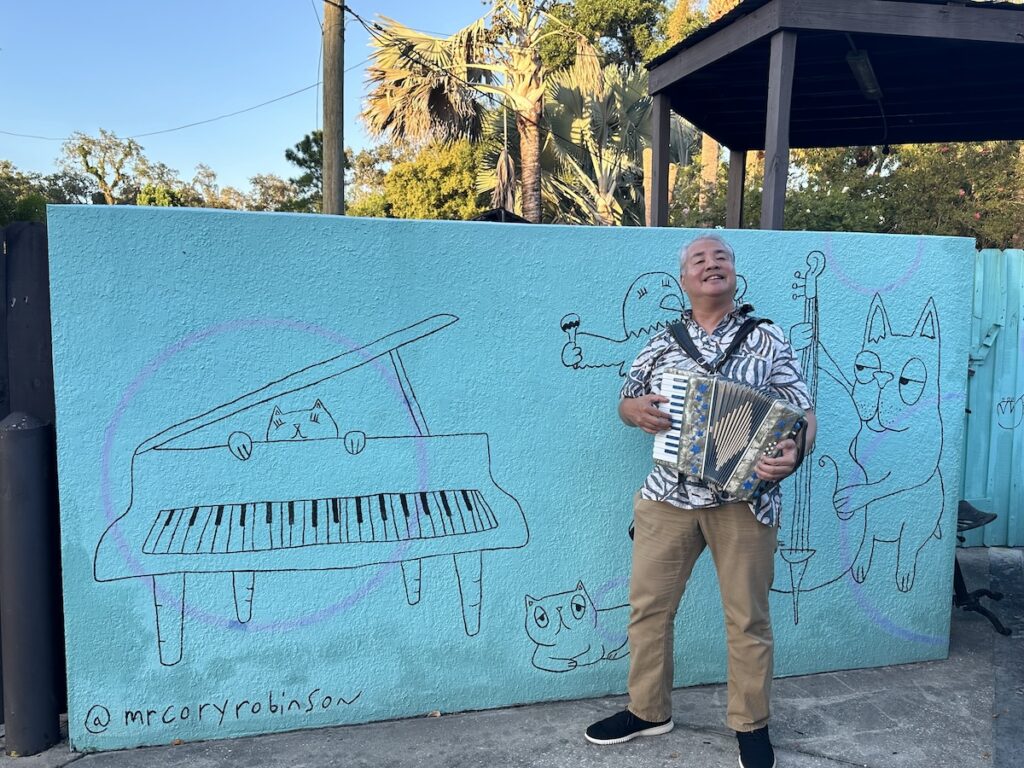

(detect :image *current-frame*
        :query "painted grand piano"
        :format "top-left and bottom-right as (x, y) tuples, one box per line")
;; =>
(94, 314), (529, 666)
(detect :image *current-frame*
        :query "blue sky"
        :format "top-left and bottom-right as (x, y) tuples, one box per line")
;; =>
(2, 1), (485, 190)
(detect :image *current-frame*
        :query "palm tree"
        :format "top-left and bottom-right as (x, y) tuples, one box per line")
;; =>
(479, 61), (696, 225)
(362, 1), (598, 223)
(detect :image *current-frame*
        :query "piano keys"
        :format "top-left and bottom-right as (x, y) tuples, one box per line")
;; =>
(652, 370), (690, 465)
(142, 489), (500, 555)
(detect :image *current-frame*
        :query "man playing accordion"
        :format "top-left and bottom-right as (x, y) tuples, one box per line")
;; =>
(585, 234), (817, 768)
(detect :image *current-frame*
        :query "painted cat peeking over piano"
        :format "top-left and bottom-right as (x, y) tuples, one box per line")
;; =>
(226, 400), (366, 461)
(94, 315), (529, 666)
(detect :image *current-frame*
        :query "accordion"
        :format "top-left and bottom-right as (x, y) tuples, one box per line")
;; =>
(652, 368), (805, 500)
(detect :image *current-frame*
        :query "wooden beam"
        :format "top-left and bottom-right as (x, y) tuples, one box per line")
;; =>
(782, 0), (1024, 46)
(761, 30), (797, 231)
(649, 93), (671, 227)
(726, 149), (747, 230)
(649, 0), (781, 93)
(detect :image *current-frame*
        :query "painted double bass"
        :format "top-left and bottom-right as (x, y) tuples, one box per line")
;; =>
(779, 251), (825, 624)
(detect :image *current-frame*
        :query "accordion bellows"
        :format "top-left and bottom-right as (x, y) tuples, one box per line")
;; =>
(653, 369), (805, 500)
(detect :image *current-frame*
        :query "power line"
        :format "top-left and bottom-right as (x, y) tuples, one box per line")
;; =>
(0, 59), (366, 145)
(130, 82), (321, 139)
(0, 129), (65, 141)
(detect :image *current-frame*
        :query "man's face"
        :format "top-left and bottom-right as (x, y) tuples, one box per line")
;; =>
(680, 238), (736, 302)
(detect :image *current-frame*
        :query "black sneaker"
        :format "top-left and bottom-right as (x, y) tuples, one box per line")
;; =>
(585, 709), (674, 745)
(737, 725), (776, 768)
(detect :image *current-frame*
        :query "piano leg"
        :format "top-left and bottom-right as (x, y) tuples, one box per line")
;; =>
(401, 559), (422, 605)
(453, 552), (483, 636)
(152, 573), (185, 666)
(233, 571), (256, 623)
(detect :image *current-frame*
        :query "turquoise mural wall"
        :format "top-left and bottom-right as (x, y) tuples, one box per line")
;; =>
(47, 206), (974, 751)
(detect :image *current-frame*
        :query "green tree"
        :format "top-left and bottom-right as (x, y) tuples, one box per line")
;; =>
(137, 183), (185, 207)
(362, 1), (602, 223)
(0, 161), (84, 223)
(886, 142), (1024, 248)
(61, 129), (148, 204)
(40, 170), (93, 204)
(284, 130), (323, 212)
(346, 143), (412, 216)
(1, 161), (34, 224)
(385, 140), (484, 220)
(655, 0), (706, 57)
(552, 0), (668, 68)
(185, 164), (247, 209)
(348, 140), (483, 220)
(13, 193), (46, 222)
(247, 174), (300, 212)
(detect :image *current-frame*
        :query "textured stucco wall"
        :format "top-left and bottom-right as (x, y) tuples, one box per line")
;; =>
(47, 206), (974, 751)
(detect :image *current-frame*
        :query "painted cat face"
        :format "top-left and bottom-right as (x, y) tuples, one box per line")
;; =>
(266, 399), (339, 442)
(852, 295), (939, 431)
(524, 581), (596, 646)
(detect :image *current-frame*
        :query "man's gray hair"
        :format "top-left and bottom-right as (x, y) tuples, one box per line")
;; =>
(679, 232), (736, 270)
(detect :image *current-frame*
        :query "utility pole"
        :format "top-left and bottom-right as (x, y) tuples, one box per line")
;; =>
(323, 0), (345, 214)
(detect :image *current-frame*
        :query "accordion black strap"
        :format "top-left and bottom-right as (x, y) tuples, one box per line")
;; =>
(667, 315), (772, 374)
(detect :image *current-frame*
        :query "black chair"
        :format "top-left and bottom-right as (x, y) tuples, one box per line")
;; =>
(954, 501), (1012, 636)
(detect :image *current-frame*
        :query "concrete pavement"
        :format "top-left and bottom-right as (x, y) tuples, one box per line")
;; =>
(6, 546), (1021, 768)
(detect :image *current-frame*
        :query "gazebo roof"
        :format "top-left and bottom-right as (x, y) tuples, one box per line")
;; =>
(646, 0), (1024, 150)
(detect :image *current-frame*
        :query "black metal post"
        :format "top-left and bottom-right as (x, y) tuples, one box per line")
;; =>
(0, 413), (60, 755)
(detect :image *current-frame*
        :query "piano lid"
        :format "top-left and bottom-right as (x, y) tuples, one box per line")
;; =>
(136, 314), (458, 455)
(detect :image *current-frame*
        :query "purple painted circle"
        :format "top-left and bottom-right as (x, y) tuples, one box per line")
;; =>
(825, 236), (925, 297)
(100, 317), (431, 634)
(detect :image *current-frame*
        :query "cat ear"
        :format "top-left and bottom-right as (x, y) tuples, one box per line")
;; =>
(865, 293), (891, 345)
(525, 596), (535, 608)
(312, 399), (326, 411)
(271, 405), (284, 418)
(912, 297), (939, 340)
(575, 580), (585, 592)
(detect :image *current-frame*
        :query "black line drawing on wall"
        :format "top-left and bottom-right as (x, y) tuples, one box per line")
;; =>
(776, 250), (951, 616)
(524, 581), (628, 672)
(558, 271), (752, 376)
(816, 294), (946, 593)
(559, 272), (685, 375)
(778, 251), (826, 624)
(94, 314), (529, 666)
(996, 394), (1024, 429)
(227, 400), (366, 460)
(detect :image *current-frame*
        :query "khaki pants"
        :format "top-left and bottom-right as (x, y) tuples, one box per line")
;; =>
(626, 493), (777, 732)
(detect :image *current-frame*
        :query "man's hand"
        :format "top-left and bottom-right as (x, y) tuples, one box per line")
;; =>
(620, 395), (672, 434)
(755, 438), (799, 482)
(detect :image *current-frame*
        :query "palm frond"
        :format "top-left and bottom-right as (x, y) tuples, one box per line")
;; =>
(361, 16), (494, 143)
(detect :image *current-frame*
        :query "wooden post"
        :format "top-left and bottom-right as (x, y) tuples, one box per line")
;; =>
(648, 93), (671, 227)
(322, 0), (345, 215)
(726, 148), (747, 229)
(760, 30), (797, 230)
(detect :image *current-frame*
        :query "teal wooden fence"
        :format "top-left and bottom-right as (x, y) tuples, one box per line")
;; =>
(962, 249), (1024, 546)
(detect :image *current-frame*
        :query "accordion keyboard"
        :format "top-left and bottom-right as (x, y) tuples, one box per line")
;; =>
(652, 372), (690, 464)
(142, 489), (499, 555)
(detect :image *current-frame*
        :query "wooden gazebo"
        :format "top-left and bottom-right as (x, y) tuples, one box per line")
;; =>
(645, 0), (1024, 229)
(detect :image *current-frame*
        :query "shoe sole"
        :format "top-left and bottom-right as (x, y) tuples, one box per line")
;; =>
(738, 756), (776, 768)
(584, 720), (674, 745)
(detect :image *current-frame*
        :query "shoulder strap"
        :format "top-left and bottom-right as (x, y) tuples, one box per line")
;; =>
(668, 317), (772, 374)
(667, 321), (710, 371)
